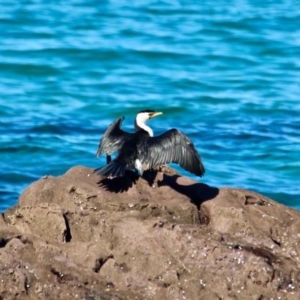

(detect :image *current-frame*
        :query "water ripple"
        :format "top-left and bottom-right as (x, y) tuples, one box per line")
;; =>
(1, 0), (300, 211)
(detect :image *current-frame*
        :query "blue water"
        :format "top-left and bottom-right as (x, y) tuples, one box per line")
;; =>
(1, 1), (300, 212)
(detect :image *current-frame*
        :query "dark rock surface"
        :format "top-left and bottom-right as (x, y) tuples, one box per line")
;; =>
(1, 165), (300, 299)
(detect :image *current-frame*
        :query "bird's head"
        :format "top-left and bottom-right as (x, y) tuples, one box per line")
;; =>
(135, 109), (163, 136)
(136, 109), (163, 123)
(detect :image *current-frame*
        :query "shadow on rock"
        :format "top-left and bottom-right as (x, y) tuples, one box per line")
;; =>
(97, 170), (139, 193)
(157, 173), (219, 209)
(142, 169), (159, 187)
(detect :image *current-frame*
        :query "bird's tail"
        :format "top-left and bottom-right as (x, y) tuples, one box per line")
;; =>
(94, 161), (126, 178)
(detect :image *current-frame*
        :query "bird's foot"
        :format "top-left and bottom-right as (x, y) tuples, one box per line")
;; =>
(106, 155), (112, 165)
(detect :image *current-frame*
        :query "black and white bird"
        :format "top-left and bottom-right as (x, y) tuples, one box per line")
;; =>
(95, 109), (205, 178)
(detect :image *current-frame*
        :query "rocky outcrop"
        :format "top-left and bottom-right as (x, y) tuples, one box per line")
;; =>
(1, 166), (300, 299)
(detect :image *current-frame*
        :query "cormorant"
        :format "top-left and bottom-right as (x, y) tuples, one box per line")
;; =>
(95, 109), (205, 178)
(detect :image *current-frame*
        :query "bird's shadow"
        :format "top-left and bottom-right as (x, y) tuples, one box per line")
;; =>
(157, 173), (219, 209)
(97, 169), (219, 209)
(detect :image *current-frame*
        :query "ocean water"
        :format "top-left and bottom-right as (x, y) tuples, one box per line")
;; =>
(0, 1), (299, 212)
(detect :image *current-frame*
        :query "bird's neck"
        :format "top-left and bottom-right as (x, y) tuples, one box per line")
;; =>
(134, 120), (153, 137)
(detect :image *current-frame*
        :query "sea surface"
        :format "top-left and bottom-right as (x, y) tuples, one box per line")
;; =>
(0, 0), (300, 212)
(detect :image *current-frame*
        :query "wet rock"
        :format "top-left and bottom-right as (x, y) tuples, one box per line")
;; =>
(1, 165), (300, 299)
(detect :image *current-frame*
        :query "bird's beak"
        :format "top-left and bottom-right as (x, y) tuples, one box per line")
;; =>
(150, 112), (163, 119)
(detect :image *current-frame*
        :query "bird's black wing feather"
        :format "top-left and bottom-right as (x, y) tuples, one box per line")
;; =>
(96, 117), (133, 157)
(139, 129), (205, 177)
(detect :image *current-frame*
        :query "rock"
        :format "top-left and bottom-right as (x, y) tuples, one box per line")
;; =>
(1, 165), (300, 299)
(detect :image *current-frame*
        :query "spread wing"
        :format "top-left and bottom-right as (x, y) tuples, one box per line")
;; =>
(96, 117), (133, 157)
(139, 129), (205, 177)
